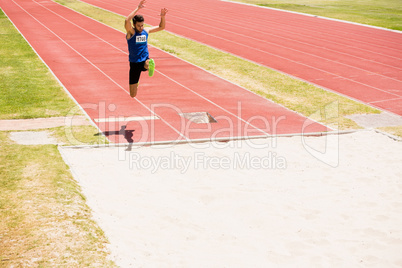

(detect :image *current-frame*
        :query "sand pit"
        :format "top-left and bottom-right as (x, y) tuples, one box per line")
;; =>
(59, 130), (402, 267)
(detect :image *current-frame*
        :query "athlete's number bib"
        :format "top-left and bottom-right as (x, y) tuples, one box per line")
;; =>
(136, 35), (146, 43)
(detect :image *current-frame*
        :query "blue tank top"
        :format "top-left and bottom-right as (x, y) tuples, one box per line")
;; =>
(127, 30), (149, 62)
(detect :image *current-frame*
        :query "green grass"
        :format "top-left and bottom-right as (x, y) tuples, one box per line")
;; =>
(0, 10), (78, 120)
(231, 0), (402, 30)
(378, 126), (402, 138)
(0, 132), (116, 266)
(0, 8), (112, 265)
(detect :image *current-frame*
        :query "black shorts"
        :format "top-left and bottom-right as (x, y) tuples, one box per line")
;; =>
(129, 61), (148, 85)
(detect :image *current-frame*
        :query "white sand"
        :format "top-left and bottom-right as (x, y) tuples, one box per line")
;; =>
(59, 130), (402, 267)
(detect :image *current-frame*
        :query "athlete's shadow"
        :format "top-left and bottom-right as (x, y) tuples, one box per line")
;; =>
(96, 125), (134, 151)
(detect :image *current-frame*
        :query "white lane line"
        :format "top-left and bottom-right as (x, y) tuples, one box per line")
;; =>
(369, 96), (402, 104)
(95, 116), (159, 123)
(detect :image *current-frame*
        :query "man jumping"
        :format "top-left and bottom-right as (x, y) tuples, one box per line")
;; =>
(125, 0), (168, 98)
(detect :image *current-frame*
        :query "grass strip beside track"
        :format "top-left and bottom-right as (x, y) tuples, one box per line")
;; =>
(1, 8), (112, 266)
(230, 0), (402, 31)
(0, 132), (116, 266)
(378, 126), (402, 138)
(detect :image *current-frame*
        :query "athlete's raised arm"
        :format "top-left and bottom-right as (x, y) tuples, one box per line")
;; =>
(147, 8), (168, 34)
(125, 0), (146, 36)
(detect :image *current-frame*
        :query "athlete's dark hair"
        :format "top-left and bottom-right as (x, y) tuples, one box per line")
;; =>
(133, 15), (144, 25)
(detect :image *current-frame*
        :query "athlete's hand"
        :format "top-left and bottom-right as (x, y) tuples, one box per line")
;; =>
(138, 0), (146, 9)
(160, 8), (168, 16)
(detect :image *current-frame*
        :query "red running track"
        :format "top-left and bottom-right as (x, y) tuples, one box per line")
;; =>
(1, 0), (328, 145)
(81, 0), (402, 116)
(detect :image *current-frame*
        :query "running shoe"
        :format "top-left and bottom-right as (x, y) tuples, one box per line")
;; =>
(148, 59), (155, 77)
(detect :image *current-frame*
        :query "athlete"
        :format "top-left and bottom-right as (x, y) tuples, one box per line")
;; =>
(125, 0), (168, 98)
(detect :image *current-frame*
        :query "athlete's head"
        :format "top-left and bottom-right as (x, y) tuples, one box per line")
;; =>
(133, 15), (145, 33)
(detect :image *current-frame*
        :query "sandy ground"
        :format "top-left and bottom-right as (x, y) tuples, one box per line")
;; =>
(59, 130), (402, 267)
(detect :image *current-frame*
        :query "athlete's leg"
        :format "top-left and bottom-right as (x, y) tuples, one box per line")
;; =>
(129, 62), (142, 98)
(130, 83), (139, 98)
